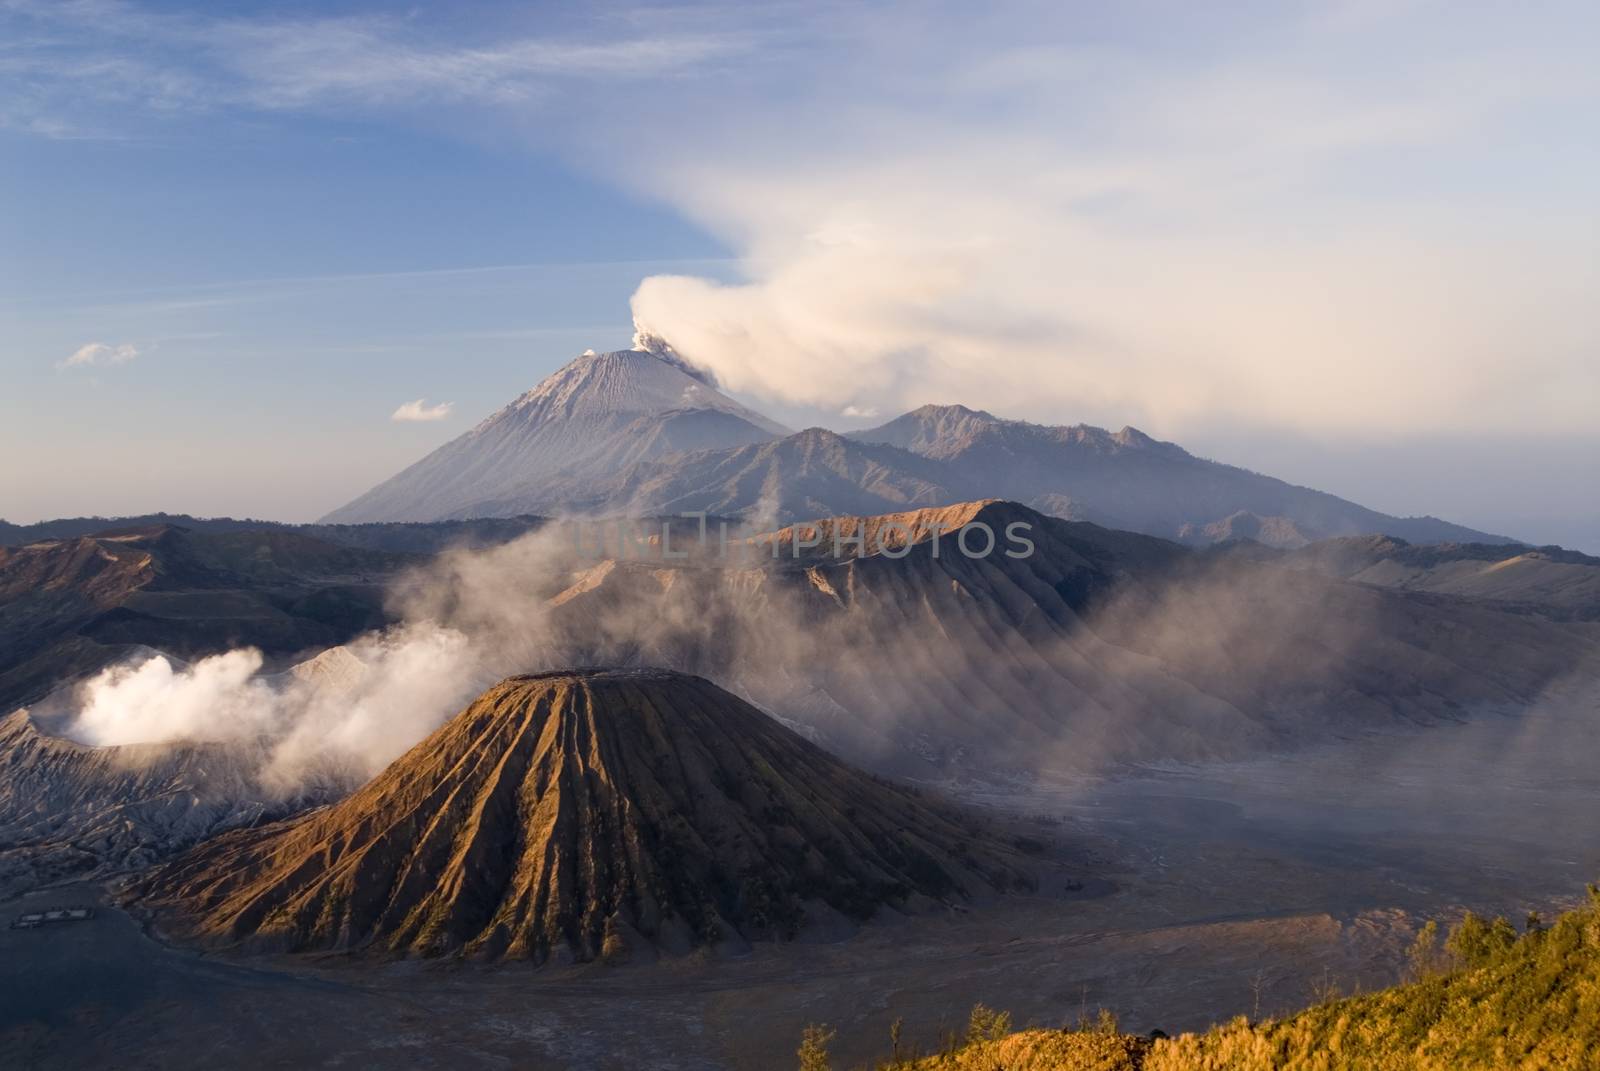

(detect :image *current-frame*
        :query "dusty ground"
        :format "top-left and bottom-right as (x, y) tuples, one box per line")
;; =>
(3, 691), (1597, 1070)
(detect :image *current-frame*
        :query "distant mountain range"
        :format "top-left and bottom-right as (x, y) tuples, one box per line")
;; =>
(1270, 534), (1600, 621)
(318, 340), (1515, 547)
(0, 513), (545, 554)
(7, 499), (1595, 909)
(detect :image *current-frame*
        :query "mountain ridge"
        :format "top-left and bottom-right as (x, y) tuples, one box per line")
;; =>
(850, 404), (1513, 546)
(321, 349), (1518, 547)
(0, 525), (410, 714)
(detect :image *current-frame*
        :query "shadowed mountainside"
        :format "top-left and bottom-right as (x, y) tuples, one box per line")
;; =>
(132, 669), (1030, 962)
(592, 426), (961, 522)
(0, 514), (547, 554)
(0, 526), (413, 714)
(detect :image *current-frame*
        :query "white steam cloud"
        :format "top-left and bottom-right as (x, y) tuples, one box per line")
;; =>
(62, 524), (590, 792)
(67, 624), (485, 793)
(607, 4), (1600, 439)
(71, 649), (275, 745)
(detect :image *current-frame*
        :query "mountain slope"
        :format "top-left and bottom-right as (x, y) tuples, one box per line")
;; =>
(132, 669), (1029, 962)
(851, 404), (1514, 546)
(0, 526), (410, 714)
(594, 427), (961, 521)
(322, 342), (787, 523)
(0, 710), (307, 901)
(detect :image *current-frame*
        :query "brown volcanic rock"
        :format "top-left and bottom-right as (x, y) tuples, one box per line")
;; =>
(0, 710), (299, 900)
(132, 669), (1027, 962)
(0, 525), (411, 714)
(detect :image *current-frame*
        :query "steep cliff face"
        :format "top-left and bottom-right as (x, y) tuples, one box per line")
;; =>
(133, 669), (1029, 962)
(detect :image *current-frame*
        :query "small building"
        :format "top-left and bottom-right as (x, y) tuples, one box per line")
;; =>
(9, 905), (95, 929)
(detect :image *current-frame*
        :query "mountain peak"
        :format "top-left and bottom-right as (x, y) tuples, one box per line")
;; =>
(320, 342), (789, 523)
(907, 403), (1003, 422)
(850, 404), (1007, 457)
(499, 346), (787, 438)
(629, 324), (719, 387)
(1111, 425), (1173, 451)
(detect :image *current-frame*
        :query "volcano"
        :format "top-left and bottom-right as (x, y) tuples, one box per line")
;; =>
(132, 669), (1028, 962)
(321, 338), (788, 524)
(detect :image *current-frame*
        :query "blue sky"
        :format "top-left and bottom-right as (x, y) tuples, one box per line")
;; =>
(3, 1), (1597, 547)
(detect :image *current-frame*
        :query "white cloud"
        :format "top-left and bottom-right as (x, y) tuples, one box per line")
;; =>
(10, 2), (1599, 444)
(59, 341), (139, 368)
(391, 398), (453, 422)
(608, 3), (1600, 440)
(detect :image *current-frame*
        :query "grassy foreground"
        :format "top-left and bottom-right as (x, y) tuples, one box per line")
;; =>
(807, 887), (1600, 1070)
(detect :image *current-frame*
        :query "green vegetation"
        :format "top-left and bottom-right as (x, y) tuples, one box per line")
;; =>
(803, 887), (1600, 1070)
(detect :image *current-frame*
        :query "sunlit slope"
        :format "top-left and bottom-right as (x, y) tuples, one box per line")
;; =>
(133, 669), (1030, 962)
(889, 893), (1600, 1069)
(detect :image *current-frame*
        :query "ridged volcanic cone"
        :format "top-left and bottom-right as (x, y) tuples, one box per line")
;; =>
(132, 668), (1029, 962)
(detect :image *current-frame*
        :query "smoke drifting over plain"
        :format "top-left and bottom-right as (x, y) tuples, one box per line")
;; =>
(61, 519), (831, 790)
(59, 507), (1599, 799)
(63, 525), (576, 791)
(67, 625), (479, 793)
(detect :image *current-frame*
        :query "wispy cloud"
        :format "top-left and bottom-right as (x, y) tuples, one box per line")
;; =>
(223, 21), (743, 110)
(391, 398), (453, 423)
(0, 2), (754, 133)
(8, 1), (1598, 443)
(59, 340), (139, 369)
